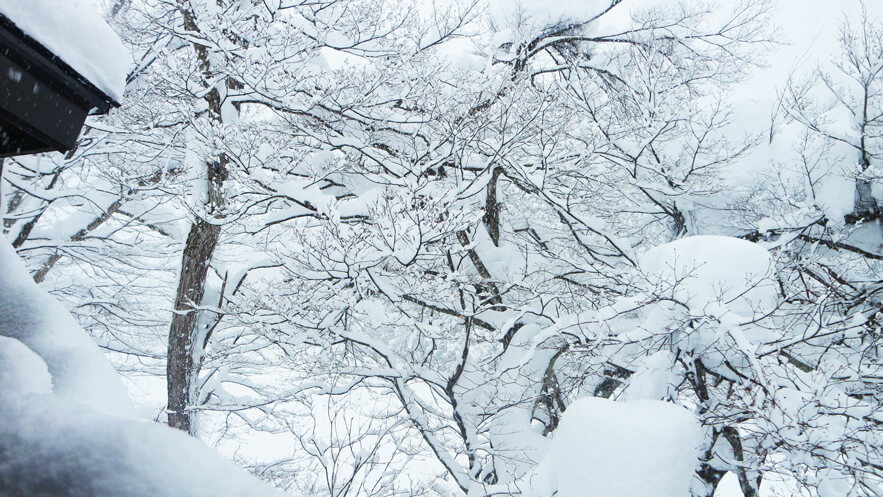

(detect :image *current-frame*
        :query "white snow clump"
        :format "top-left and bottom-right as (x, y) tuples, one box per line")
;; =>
(531, 396), (702, 497)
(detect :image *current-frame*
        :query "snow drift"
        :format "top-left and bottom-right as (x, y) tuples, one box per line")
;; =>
(0, 241), (283, 497)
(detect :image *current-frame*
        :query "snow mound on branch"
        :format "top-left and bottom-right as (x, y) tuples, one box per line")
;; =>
(0, 336), (52, 395)
(532, 397), (701, 497)
(639, 235), (778, 317)
(0, 0), (129, 99)
(620, 350), (675, 401)
(0, 241), (135, 418)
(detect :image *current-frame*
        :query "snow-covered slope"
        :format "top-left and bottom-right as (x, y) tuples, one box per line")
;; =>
(0, 240), (136, 418)
(0, 241), (284, 497)
(0, 394), (286, 497)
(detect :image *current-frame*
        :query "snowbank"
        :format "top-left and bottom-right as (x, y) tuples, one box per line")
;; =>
(0, 394), (285, 497)
(0, 240), (136, 418)
(0, 0), (129, 100)
(0, 241), (284, 497)
(0, 336), (52, 396)
(639, 235), (777, 317)
(532, 397), (702, 497)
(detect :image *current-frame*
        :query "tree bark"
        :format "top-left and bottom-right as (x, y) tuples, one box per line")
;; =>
(853, 178), (879, 220)
(166, 218), (221, 433)
(165, 132), (227, 434)
(484, 166), (502, 246)
(166, 0), (230, 434)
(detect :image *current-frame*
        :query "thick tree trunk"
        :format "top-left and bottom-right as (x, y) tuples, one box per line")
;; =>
(166, 218), (221, 433)
(166, 1), (230, 434)
(484, 166), (503, 246)
(853, 107), (879, 220)
(166, 148), (227, 434)
(166, 143), (227, 435)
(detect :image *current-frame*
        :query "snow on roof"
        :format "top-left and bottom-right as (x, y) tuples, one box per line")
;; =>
(0, 0), (129, 100)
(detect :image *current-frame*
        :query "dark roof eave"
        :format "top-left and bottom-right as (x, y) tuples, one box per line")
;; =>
(0, 13), (120, 114)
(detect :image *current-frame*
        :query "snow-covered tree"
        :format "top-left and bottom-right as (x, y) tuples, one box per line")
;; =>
(216, 1), (774, 495)
(6, 1), (881, 497)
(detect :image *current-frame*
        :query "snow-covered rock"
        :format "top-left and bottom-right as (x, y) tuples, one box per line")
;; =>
(0, 0), (129, 99)
(531, 397), (702, 497)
